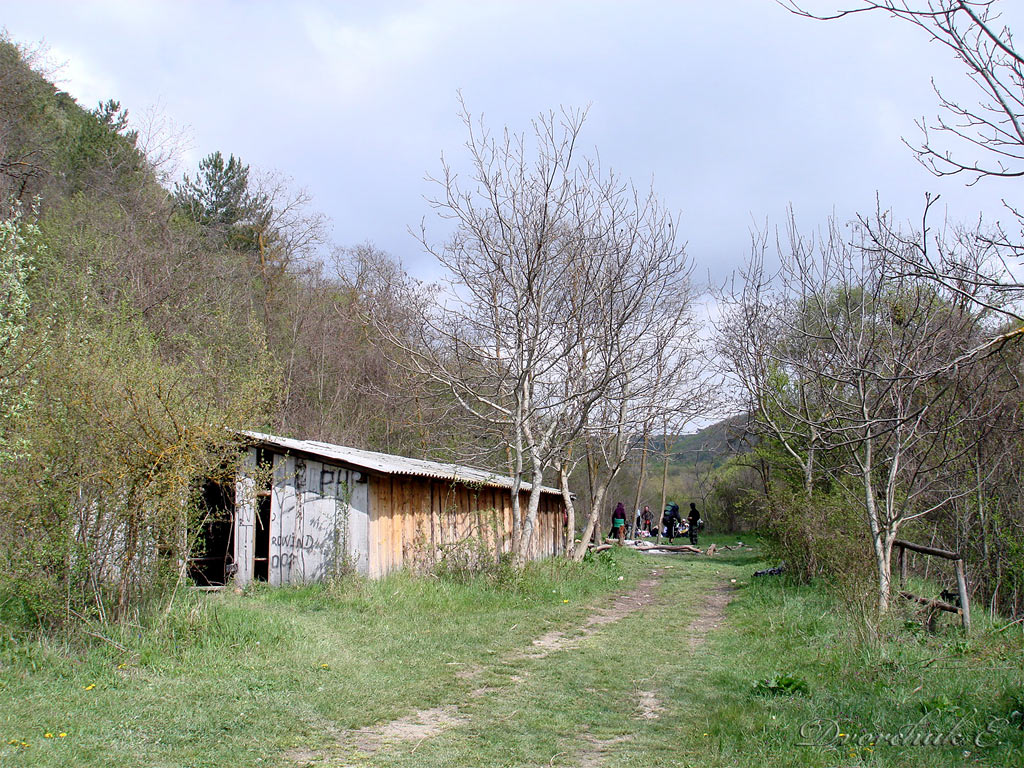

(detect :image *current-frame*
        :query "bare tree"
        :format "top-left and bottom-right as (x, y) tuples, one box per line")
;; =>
(132, 103), (193, 187)
(783, 2), (1024, 340)
(784, 1), (1024, 183)
(375, 100), (702, 562)
(372, 102), (598, 560)
(567, 315), (708, 560)
(717, 226), (831, 500)
(771, 2), (1024, 616)
(845, 195), (1024, 364)
(726, 210), (1003, 610)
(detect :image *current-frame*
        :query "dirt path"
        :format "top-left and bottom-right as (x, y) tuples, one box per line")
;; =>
(686, 581), (733, 649)
(286, 573), (665, 765)
(525, 573), (661, 659)
(573, 578), (733, 767)
(286, 569), (733, 767)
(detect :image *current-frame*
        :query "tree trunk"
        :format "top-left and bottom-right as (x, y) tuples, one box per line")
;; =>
(804, 441), (815, 499)
(559, 462), (575, 558)
(574, 482), (610, 560)
(519, 447), (546, 560)
(585, 442), (602, 548)
(656, 428), (670, 545)
(631, 430), (649, 525)
(862, 444), (893, 614)
(509, 399), (525, 560)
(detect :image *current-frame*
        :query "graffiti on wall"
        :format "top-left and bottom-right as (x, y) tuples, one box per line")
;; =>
(272, 458), (351, 583)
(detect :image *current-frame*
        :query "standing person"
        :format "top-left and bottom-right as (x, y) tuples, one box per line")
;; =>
(687, 502), (701, 546)
(612, 502), (627, 545)
(641, 505), (653, 535)
(662, 502), (681, 542)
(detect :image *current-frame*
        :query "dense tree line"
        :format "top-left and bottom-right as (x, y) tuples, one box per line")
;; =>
(0, 37), (462, 627)
(708, 1), (1024, 620)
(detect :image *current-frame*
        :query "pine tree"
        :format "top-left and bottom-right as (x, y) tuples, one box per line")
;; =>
(174, 151), (271, 248)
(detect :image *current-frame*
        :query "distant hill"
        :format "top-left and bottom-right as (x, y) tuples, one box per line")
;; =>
(649, 414), (749, 470)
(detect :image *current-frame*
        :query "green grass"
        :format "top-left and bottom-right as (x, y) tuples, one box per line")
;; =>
(1, 535), (1021, 767)
(676, 559), (1024, 768)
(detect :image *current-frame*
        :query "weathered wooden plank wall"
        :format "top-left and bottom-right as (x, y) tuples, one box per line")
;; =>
(367, 474), (565, 577)
(231, 442), (565, 584)
(234, 450), (371, 585)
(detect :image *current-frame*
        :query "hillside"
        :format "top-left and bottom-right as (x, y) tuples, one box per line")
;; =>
(0, 38), (470, 629)
(667, 414), (748, 469)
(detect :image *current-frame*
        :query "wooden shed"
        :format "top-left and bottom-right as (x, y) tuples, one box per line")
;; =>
(189, 431), (567, 586)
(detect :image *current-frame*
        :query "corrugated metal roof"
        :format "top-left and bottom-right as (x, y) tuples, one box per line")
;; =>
(239, 430), (562, 495)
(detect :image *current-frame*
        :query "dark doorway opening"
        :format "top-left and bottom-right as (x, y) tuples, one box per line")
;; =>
(189, 479), (236, 586)
(253, 447), (273, 582)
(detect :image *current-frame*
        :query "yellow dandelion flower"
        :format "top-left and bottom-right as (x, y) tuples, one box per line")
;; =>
(59, 733), (67, 738)
(562, 599), (569, 603)
(117, 663), (127, 670)
(44, 733), (53, 739)
(320, 663), (329, 669)
(83, 684), (95, 691)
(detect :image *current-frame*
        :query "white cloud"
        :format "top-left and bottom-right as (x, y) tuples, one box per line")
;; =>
(3, 0), (1017, 285)
(299, 3), (453, 101)
(45, 43), (118, 111)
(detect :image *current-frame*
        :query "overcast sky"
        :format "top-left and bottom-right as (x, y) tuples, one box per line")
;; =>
(3, 1), (1019, 287)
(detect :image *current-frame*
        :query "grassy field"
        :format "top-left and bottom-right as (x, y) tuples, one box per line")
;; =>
(1, 535), (1021, 767)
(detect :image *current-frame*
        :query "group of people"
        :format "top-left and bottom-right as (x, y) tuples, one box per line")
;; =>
(611, 501), (702, 545)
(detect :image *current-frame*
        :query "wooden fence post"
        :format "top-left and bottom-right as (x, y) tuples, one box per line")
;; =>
(893, 538), (970, 633)
(954, 558), (971, 632)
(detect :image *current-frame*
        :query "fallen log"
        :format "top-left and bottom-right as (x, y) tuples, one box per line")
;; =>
(706, 544), (717, 556)
(899, 590), (962, 615)
(589, 544), (613, 554)
(634, 543), (703, 554)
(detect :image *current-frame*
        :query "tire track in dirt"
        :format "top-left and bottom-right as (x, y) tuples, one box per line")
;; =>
(576, 732), (633, 768)
(573, 577), (734, 768)
(286, 571), (665, 766)
(686, 581), (732, 650)
(524, 574), (661, 659)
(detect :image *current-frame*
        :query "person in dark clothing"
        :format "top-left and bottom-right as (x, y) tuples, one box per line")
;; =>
(687, 502), (701, 546)
(662, 502), (681, 541)
(641, 505), (653, 535)
(612, 502), (627, 545)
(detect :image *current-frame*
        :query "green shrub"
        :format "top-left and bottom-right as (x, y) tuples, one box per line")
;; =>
(761, 486), (874, 584)
(752, 673), (810, 696)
